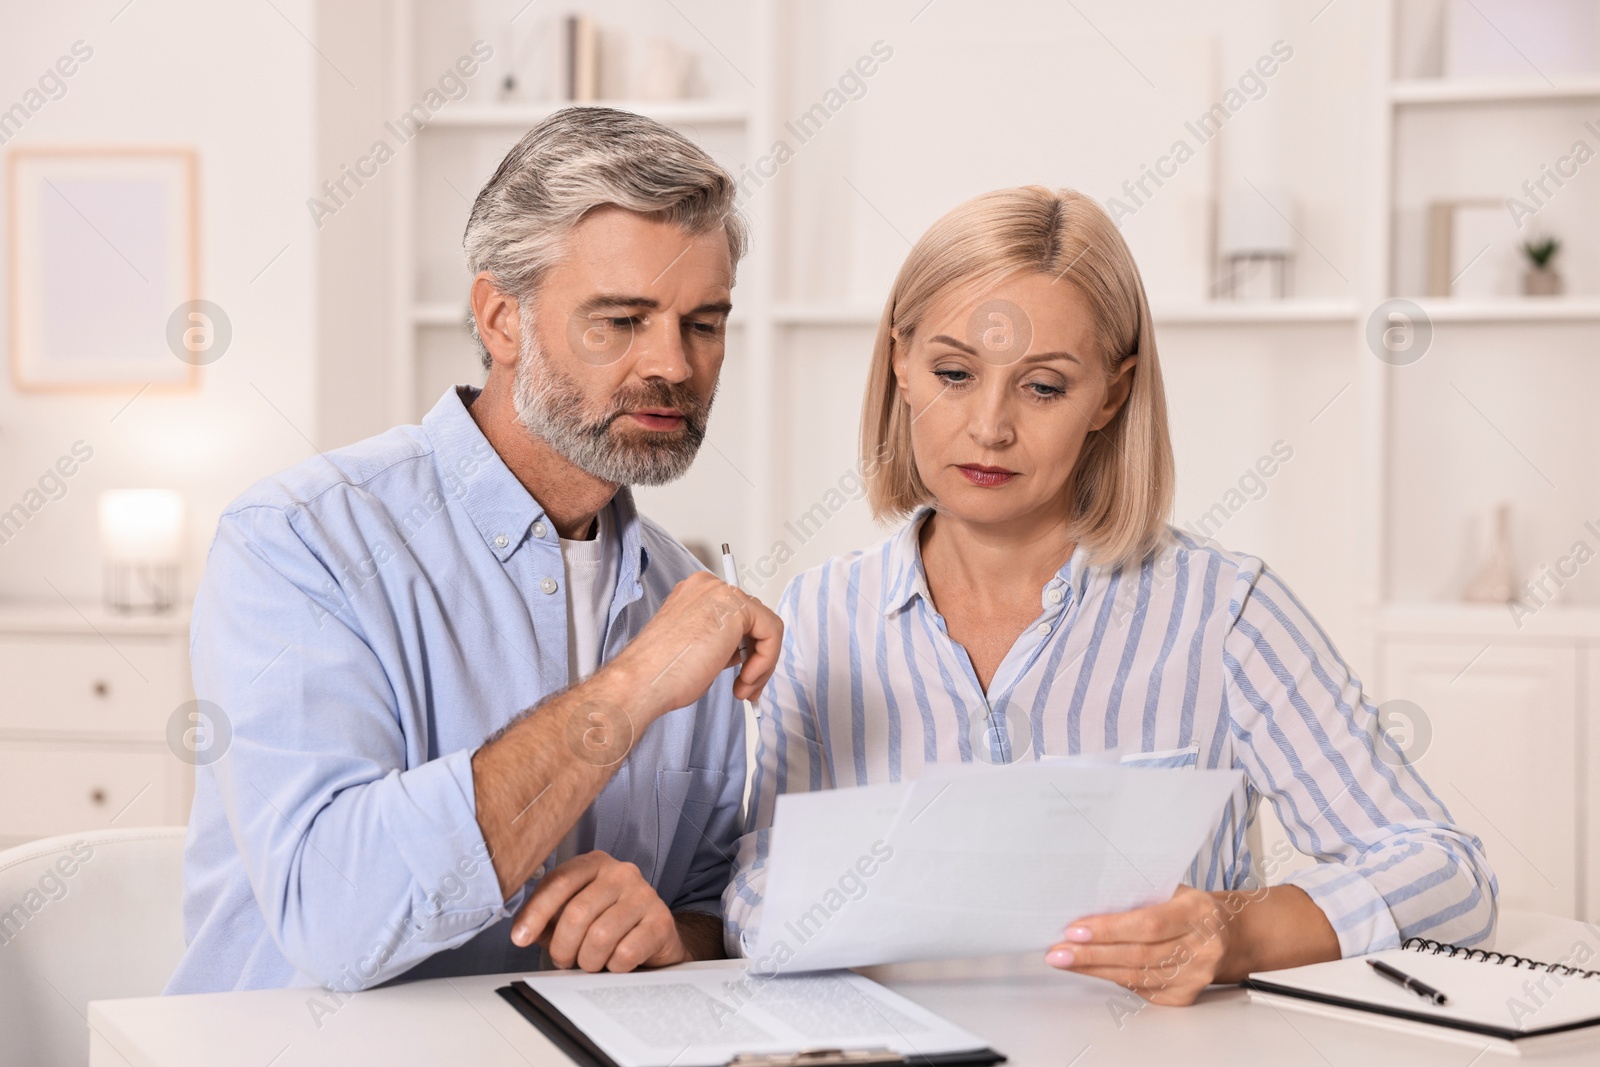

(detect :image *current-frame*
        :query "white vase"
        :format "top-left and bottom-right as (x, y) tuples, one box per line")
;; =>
(1463, 504), (1518, 604)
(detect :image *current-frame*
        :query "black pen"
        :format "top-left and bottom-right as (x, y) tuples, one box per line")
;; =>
(1367, 958), (1448, 1005)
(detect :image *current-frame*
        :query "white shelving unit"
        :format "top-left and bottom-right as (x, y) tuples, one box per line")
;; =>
(1363, 0), (1600, 921)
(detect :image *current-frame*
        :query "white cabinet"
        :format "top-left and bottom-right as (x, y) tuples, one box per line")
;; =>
(0, 604), (193, 849)
(1379, 638), (1579, 918)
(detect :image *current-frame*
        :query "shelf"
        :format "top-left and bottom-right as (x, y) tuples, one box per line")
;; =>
(1153, 300), (1359, 326)
(413, 303), (468, 327)
(771, 300), (1361, 329)
(1391, 77), (1600, 106)
(773, 304), (880, 328)
(428, 100), (749, 129)
(1404, 298), (1600, 323)
(1376, 602), (1600, 640)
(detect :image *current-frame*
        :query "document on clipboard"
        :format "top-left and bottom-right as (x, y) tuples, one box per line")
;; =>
(496, 964), (1004, 1067)
(749, 760), (1243, 972)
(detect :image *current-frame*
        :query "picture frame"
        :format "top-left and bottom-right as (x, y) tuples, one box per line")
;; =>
(7, 145), (199, 392)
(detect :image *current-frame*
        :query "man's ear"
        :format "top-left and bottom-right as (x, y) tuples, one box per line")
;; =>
(471, 272), (523, 371)
(1091, 355), (1138, 431)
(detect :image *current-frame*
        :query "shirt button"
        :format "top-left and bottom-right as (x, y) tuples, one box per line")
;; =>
(540, 577), (559, 595)
(1048, 588), (1064, 604)
(1036, 623), (1051, 635)
(493, 533), (509, 549)
(532, 521), (547, 539)
(532, 864), (546, 879)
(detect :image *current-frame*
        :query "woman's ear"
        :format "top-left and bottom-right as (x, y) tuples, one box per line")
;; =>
(1091, 355), (1138, 431)
(890, 329), (912, 403)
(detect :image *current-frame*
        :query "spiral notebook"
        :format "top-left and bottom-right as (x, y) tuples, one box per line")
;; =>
(1245, 937), (1600, 1055)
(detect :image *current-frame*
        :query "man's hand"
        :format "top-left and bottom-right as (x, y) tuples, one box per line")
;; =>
(510, 852), (692, 972)
(1045, 884), (1338, 1005)
(608, 570), (782, 713)
(473, 570), (781, 902)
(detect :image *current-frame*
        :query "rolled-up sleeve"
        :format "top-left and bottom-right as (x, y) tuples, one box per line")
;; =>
(195, 503), (508, 990)
(1222, 566), (1498, 957)
(721, 576), (830, 956)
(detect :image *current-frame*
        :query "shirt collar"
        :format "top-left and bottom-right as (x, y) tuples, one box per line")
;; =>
(421, 386), (650, 583)
(881, 506), (1094, 616)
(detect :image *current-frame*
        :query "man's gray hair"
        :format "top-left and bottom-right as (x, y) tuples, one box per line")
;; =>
(463, 106), (747, 369)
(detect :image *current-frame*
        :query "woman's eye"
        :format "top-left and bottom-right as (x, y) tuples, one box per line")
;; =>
(932, 368), (973, 384)
(1027, 381), (1065, 398)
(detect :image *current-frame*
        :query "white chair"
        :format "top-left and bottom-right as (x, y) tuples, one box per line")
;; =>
(0, 827), (188, 1067)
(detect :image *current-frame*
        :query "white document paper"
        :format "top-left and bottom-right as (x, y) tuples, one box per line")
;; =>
(519, 965), (990, 1067)
(750, 761), (1243, 971)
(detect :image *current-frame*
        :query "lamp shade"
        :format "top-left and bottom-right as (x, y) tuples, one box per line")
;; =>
(98, 490), (184, 564)
(1219, 184), (1295, 257)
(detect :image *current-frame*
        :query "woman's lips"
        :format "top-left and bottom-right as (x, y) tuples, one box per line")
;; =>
(956, 464), (1018, 487)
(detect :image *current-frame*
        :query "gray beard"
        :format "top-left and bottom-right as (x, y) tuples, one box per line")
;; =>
(511, 327), (713, 487)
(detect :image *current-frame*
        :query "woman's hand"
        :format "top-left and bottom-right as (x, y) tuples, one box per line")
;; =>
(1045, 884), (1340, 1005)
(1045, 886), (1241, 1004)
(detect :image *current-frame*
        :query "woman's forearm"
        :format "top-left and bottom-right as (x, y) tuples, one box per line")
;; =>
(1214, 884), (1340, 981)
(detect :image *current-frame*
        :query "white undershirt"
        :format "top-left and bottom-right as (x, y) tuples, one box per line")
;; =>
(559, 504), (619, 685)
(545, 506), (619, 885)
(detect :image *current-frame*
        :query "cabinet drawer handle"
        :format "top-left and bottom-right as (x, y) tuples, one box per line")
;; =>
(90, 788), (107, 806)
(92, 680), (110, 698)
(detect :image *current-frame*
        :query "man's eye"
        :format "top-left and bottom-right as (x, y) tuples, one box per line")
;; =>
(690, 320), (724, 335)
(608, 317), (638, 330)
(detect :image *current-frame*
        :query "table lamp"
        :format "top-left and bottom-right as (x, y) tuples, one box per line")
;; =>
(1218, 184), (1295, 300)
(99, 489), (184, 613)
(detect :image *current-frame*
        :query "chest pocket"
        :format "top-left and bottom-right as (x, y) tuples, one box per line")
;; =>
(1119, 743), (1201, 770)
(652, 768), (729, 898)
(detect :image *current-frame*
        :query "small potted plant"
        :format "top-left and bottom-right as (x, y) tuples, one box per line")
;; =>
(1521, 235), (1563, 297)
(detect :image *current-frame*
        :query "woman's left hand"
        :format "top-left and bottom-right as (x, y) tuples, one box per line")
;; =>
(1045, 885), (1245, 1005)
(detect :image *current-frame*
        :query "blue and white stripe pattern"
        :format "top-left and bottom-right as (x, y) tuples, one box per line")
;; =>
(723, 509), (1497, 959)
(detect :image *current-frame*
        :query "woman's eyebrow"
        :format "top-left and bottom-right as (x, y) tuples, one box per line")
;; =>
(927, 334), (1080, 365)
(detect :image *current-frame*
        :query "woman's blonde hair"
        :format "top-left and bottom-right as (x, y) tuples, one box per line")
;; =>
(861, 185), (1175, 568)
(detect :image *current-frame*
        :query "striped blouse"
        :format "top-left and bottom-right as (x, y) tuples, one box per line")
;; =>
(721, 510), (1497, 960)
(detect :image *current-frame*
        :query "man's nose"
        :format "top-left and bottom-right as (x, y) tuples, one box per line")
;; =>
(630, 319), (692, 384)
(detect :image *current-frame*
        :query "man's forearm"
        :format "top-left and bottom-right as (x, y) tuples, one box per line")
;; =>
(473, 667), (656, 899)
(674, 911), (727, 961)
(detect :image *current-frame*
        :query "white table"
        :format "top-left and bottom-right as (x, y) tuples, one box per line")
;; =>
(88, 912), (1600, 1066)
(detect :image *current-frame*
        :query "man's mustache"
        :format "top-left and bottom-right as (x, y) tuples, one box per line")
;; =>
(599, 380), (710, 437)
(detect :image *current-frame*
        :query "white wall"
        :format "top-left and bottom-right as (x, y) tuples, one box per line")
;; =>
(0, 1), (318, 605)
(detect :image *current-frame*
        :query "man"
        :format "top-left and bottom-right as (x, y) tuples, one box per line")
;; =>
(166, 107), (780, 994)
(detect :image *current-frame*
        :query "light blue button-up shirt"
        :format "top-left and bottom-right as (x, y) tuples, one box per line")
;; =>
(165, 386), (744, 994)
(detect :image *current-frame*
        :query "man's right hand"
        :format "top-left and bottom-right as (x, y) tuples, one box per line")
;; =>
(606, 570), (782, 717)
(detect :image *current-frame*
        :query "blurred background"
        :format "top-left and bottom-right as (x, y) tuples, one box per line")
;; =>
(1, 1), (1597, 923)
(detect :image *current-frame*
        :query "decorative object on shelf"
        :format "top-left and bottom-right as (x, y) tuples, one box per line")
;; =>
(1463, 503), (1518, 604)
(1426, 199), (1514, 299)
(1521, 235), (1564, 296)
(1216, 184), (1293, 300)
(7, 147), (199, 392)
(636, 36), (694, 101)
(99, 489), (184, 613)
(564, 14), (599, 102)
(1444, 0), (1599, 79)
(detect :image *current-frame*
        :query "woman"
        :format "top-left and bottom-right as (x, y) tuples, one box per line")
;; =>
(723, 187), (1495, 1005)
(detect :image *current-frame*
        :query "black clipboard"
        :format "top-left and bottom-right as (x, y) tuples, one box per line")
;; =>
(495, 980), (1007, 1067)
